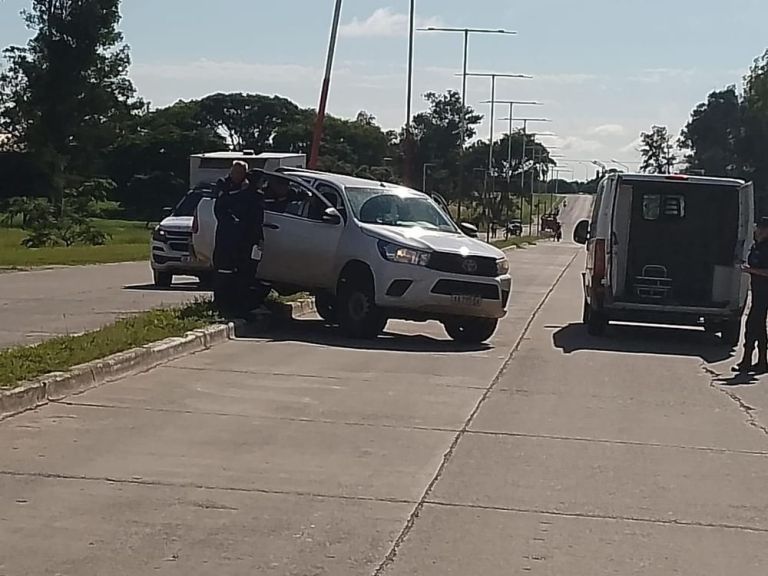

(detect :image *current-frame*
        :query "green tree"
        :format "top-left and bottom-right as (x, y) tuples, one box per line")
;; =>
(0, 0), (141, 198)
(742, 50), (768, 193)
(640, 125), (677, 174)
(197, 93), (298, 151)
(679, 88), (743, 177)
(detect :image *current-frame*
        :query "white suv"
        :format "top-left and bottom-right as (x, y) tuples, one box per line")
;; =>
(192, 169), (511, 343)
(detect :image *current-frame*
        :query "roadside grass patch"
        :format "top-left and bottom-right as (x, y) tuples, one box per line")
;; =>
(0, 300), (219, 390)
(0, 219), (151, 267)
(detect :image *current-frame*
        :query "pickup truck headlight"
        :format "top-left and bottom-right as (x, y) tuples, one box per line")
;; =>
(152, 227), (167, 242)
(378, 240), (431, 266)
(496, 257), (510, 275)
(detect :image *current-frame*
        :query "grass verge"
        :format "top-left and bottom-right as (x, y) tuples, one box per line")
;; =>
(0, 219), (151, 268)
(0, 300), (219, 390)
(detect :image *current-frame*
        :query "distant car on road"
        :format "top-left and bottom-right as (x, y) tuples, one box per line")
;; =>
(506, 220), (523, 236)
(150, 187), (216, 287)
(193, 169), (512, 343)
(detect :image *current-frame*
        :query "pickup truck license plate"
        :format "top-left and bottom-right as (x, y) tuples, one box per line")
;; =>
(452, 294), (482, 307)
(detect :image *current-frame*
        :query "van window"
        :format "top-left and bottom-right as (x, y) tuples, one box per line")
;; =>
(642, 193), (685, 221)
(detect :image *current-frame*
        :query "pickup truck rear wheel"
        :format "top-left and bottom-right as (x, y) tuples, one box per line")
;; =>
(338, 281), (386, 339)
(444, 318), (498, 344)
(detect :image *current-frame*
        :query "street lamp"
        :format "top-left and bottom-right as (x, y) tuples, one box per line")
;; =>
(463, 72), (533, 241)
(419, 27), (517, 219)
(611, 159), (630, 172)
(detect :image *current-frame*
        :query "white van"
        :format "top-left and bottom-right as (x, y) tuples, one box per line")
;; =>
(193, 169), (512, 343)
(574, 173), (754, 344)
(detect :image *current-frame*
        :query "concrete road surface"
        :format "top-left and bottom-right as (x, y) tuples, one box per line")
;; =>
(0, 262), (202, 349)
(4, 222), (768, 574)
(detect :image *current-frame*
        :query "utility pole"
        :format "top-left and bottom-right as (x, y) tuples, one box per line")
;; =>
(309, 0), (344, 169)
(403, 0), (416, 187)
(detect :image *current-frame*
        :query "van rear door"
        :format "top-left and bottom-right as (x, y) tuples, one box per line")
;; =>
(735, 182), (755, 308)
(609, 178), (633, 299)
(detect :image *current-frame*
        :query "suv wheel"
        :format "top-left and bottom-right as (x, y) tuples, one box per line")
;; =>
(153, 271), (172, 288)
(338, 279), (386, 339)
(443, 317), (498, 344)
(314, 291), (338, 324)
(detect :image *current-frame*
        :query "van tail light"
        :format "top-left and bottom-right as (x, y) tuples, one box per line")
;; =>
(593, 238), (606, 284)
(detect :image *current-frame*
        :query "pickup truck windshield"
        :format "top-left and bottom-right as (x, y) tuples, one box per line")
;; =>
(346, 187), (459, 233)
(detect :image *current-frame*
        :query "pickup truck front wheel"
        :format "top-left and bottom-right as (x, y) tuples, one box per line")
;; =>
(443, 317), (498, 344)
(337, 281), (386, 339)
(153, 271), (172, 288)
(314, 291), (338, 324)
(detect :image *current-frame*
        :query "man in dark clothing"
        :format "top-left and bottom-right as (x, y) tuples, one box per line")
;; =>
(212, 162), (265, 317)
(735, 219), (768, 373)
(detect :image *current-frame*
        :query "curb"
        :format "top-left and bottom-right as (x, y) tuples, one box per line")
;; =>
(0, 298), (316, 422)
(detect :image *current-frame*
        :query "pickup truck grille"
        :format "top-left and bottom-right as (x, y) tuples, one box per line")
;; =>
(427, 252), (498, 278)
(165, 231), (192, 254)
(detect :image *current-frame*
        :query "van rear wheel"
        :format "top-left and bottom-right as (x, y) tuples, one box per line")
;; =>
(584, 303), (608, 336)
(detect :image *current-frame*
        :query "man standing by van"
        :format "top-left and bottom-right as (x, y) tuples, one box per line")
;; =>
(213, 162), (265, 317)
(735, 219), (768, 373)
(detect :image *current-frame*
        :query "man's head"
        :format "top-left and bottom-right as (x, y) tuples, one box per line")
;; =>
(756, 218), (768, 242)
(230, 161), (249, 186)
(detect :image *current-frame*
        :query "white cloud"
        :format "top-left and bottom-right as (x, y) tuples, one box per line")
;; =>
(589, 124), (625, 137)
(620, 137), (642, 154)
(536, 73), (599, 84)
(628, 68), (697, 84)
(339, 8), (443, 38)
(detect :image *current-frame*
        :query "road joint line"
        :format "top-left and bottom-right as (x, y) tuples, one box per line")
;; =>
(423, 500), (768, 534)
(371, 250), (581, 576)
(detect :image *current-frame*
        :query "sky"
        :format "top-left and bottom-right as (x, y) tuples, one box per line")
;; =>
(1, 0), (767, 177)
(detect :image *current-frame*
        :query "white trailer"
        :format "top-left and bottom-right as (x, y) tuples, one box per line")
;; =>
(189, 151), (306, 187)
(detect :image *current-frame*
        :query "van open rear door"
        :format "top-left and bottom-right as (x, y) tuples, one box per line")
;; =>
(609, 180), (633, 299)
(736, 182), (755, 308)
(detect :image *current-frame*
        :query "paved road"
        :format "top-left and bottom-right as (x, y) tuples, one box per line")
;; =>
(0, 263), (201, 349)
(4, 206), (768, 574)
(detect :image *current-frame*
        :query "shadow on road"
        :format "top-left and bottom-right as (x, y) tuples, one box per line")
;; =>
(552, 322), (734, 363)
(236, 318), (491, 354)
(123, 282), (211, 293)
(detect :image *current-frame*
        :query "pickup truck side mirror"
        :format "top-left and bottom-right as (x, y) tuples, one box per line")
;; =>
(573, 219), (590, 245)
(161, 207), (173, 219)
(322, 207), (342, 225)
(460, 222), (479, 238)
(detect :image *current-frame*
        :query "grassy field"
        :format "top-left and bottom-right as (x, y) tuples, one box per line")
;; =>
(0, 219), (151, 268)
(0, 300), (217, 390)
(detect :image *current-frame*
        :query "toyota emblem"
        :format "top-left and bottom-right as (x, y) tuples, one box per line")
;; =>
(462, 258), (478, 274)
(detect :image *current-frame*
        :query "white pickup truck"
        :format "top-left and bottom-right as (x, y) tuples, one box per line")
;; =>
(193, 169), (512, 343)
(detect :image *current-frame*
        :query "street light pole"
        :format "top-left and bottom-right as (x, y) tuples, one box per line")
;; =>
(463, 72), (532, 242)
(419, 27), (517, 217)
(309, 0), (344, 169)
(403, 0), (416, 187)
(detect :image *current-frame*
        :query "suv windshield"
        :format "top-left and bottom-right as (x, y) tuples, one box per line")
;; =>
(346, 187), (458, 233)
(173, 189), (213, 217)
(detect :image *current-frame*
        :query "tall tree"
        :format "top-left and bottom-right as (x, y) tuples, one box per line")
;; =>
(742, 50), (768, 193)
(197, 93), (298, 151)
(640, 125), (677, 174)
(0, 0), (140, 196)
(679, 87), (743, 177)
